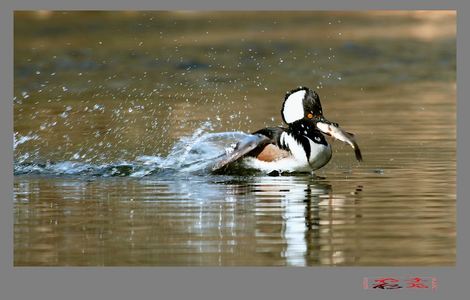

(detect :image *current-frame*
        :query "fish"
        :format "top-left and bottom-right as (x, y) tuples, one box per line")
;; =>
(316, 122), (362, 161)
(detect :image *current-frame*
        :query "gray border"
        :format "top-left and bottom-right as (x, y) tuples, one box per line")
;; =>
(2, 1), (466, 300)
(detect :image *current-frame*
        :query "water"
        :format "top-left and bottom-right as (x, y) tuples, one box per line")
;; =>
(14, 11), (456, 266)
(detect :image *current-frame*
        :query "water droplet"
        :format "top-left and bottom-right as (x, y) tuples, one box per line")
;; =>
(93, 104), (104, 111)
(374, 169), (385, 174)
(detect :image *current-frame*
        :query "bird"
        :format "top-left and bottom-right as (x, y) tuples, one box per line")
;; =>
(211, 86), (362, 174)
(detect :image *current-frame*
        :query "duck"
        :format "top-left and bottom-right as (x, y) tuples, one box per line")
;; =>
(212, 86), (362, 174)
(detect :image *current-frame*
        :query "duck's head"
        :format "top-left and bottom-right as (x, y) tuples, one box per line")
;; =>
(281, 87), (337, 131)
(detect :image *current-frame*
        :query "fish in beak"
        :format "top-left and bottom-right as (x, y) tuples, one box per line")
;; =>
(315, 118), (363, 162)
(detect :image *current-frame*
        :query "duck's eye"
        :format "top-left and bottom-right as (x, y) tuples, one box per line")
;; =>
(307, 113), (313, 119)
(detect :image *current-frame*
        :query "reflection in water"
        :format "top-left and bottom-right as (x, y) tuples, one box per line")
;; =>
(250, 177), (334, 266)
(14, 175), (375, 266)
(14, 167), (455, 266)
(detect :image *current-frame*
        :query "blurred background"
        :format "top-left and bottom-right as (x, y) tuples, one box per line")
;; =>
(14, 11), (455, 163)
(14, 11), (456, 266)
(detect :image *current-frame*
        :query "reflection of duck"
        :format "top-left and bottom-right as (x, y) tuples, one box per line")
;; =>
(253, 177), (332, 266)
(247, 176), (364, 266)
(247, 176), (362, 266)
(213, 87), (362, 174)
(148, 175), (363, 266)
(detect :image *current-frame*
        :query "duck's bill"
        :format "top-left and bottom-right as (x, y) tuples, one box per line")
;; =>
(315, 119), (363, 162)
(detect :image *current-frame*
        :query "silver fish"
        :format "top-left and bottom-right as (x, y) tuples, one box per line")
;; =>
(316, 122), (362, 161)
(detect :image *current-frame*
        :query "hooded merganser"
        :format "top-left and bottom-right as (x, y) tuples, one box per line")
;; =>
(212, 86), (362, 173)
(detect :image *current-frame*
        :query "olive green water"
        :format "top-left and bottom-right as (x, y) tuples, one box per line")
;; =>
(14, 11), (456, 266)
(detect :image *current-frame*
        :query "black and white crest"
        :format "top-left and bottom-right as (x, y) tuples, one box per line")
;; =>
(281, 87), (323, 124)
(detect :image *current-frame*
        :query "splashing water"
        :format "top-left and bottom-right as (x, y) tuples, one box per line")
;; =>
(14, 123), (253, 177)
(14, 133), (39, 149)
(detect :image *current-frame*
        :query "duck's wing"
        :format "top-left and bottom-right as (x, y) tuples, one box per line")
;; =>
(211, 133), (271, 172)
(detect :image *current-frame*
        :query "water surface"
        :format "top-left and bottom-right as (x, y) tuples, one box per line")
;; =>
(14, 11), (456, 266)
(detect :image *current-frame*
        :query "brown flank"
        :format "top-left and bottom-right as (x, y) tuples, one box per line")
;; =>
(256, 144), (290, 162)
